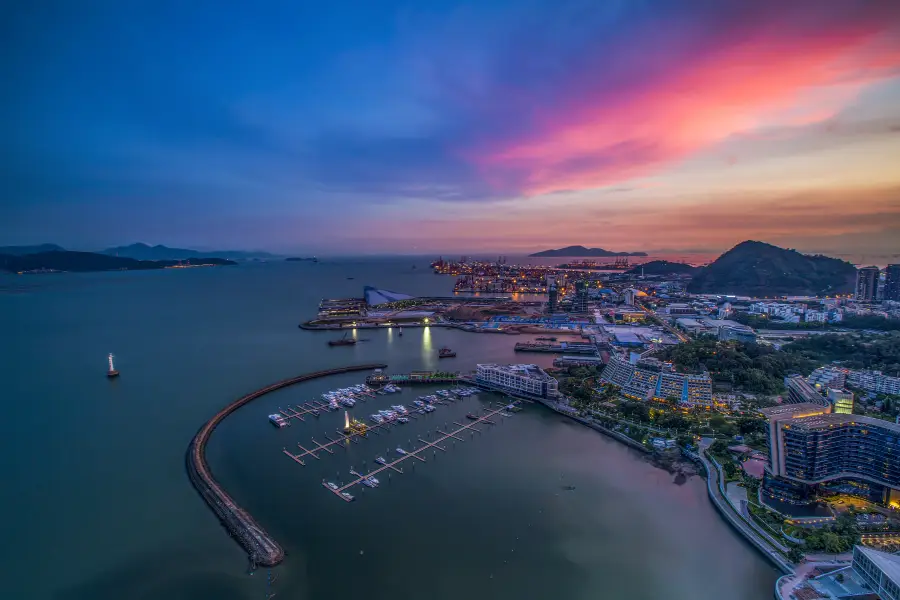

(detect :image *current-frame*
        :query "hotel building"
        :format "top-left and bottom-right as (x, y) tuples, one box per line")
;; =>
(761, 403), (900, 506)
(475, 364), (559, 400)
(600, 356), (713, 408)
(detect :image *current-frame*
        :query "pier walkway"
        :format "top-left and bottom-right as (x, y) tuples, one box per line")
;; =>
(323, 402), (517, 501)
(282, 392), (474, 465)
(186, 363), (386, 568)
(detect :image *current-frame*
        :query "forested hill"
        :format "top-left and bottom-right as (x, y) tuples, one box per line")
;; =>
(686, 241), (856, 296)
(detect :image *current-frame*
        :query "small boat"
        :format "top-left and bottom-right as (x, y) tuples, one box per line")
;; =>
(341, 492), (355, 501)
(396, 447), (407, 455)
(362, 478), (377, 488)
(375, 456), (387, 465)
(324, 481), (339, 491)
(438, 347), (456, 358)
(466, 413), (478, 420)
(397, 417), (409, 424)
(328, 332), (356, 347)
(398, 326), (403, 337)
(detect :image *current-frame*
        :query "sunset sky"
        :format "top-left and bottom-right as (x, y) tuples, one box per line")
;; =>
(3, 0), (900, 259)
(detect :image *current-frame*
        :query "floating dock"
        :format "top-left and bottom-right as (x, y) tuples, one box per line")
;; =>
(320, 402), (519, 501)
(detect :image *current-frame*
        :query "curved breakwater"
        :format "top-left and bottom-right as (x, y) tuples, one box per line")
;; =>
(186, 363), (387, 567)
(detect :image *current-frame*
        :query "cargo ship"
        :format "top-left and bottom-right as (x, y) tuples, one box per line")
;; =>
(328, 333), (356, 347)
(438, 347), (456, 358)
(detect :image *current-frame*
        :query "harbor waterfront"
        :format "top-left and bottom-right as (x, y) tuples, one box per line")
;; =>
(2, 258), (778, 599)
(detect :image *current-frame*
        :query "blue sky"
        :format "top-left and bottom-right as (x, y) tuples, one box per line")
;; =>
(3, 0), (900, 256)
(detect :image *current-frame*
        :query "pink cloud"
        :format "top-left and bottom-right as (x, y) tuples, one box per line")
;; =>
(470, 6), (900, 196)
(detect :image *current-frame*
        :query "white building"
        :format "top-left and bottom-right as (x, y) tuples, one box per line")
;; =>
(475, 364), (559, 400)
(808, 367), (848, 391)
(805, 310), (827, 323)
(848, 370), (900, 396)
(852, 546), (900, 600)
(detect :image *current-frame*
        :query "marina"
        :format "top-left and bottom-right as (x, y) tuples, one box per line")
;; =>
(281, 385), (482, 465)
(321, 401), (518, 502)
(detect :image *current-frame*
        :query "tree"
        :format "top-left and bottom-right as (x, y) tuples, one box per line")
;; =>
(723, 461), (739, 479)
(788, 546), (804, 563)
(709, 439), (730, 455)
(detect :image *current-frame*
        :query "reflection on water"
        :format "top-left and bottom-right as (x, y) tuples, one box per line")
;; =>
(422, 325), (432, 356)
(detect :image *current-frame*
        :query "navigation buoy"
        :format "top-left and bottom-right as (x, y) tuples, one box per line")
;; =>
(107, 353), (120, 378)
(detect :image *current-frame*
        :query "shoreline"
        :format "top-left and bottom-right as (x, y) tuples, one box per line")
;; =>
(533, 396), (795, 575)
(185, 363), (387, 569)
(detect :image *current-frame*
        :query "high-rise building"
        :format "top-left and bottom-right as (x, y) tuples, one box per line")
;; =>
(572, 279), (589, 313)
(547, 276), (558, 313)
(856, 266), (880, 302)
(885, 264), (900, 303)
(761, 404), (900, 506)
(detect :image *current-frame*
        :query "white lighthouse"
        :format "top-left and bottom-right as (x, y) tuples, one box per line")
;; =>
(107, 353), (120, 378)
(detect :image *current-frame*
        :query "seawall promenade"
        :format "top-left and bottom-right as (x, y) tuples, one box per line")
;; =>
(186, 363), (387, 568)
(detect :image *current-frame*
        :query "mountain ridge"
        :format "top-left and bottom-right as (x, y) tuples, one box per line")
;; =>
(0, 250), (236, 273)
(529, 245), (648, 257)
(101, 243), (277, 260)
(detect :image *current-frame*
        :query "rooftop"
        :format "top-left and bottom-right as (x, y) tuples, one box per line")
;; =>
(760, 403), (831, 420)
(855, 546), (900, 588)
(363, 286), (414, 306)
(789, 412), (900, 435)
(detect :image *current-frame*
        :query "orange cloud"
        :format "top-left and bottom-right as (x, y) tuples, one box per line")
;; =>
(471, 8), (900, 196)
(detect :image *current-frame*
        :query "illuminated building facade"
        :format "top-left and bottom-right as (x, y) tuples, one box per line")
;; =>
(761, 404), (900, 506)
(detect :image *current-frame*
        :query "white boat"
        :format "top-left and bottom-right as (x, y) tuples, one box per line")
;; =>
(341, 492), (355, 501)
(397, 417), (409, 424)
(396, 447), (407, 455)
(424, 405), (435, 413)
(324, 481), (339, 491)
(375, 456), (387, 465)
(269, 414), (289, 428)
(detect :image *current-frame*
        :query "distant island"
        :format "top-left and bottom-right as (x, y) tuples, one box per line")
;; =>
(101, 243), (277, 261)
(686, 240), (857, 296)
(285, 257), (318, 262)
(0, 243), (66, 255)
(626, 260), (699, 276)
(0, 251), (236, 274)
(529, 245), (647, 257)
